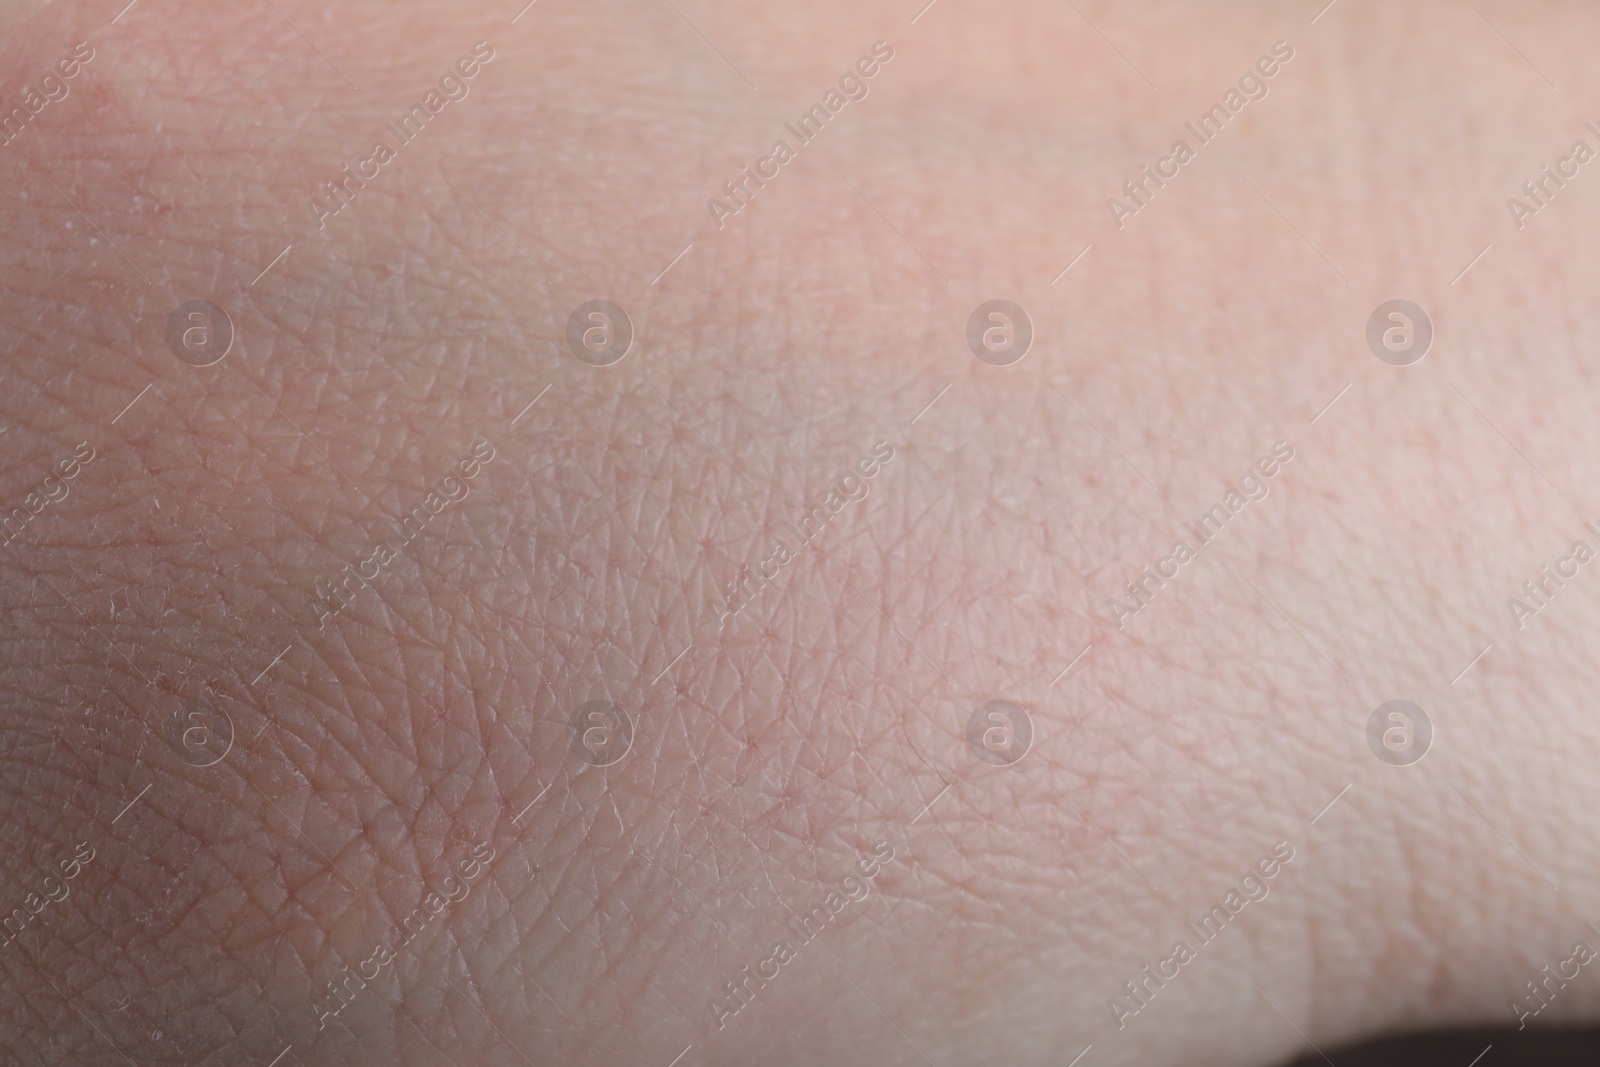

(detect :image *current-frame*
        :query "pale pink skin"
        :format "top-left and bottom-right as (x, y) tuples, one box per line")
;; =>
(2, 0), (1600, 1064)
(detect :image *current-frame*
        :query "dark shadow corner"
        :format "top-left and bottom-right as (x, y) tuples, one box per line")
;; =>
(1284, 1025), (1600, 1067)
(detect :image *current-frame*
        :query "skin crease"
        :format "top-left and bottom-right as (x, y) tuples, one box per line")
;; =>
(6, 0), (1600, 1063)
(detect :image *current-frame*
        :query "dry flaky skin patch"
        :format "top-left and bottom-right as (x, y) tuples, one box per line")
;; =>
(7, 0), (1600, 1065)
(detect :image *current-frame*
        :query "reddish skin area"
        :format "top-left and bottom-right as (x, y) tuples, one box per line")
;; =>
(4, 1), (1600, 1065)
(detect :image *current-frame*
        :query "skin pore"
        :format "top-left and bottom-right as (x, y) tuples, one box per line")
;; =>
(5, 0), (1600, 1064)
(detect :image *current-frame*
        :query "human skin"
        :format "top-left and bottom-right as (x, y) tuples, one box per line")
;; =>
(4, 0), (1600, 1064)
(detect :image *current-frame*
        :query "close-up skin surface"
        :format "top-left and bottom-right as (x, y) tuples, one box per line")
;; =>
(5, 0), (1600, 1064)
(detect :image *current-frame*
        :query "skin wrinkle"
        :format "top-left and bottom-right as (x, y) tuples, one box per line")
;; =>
(7, 0), (1600, 1063)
